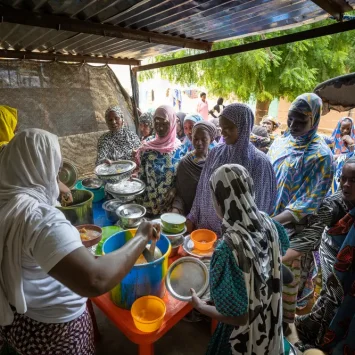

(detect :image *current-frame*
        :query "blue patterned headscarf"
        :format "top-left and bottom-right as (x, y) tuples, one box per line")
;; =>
(181, 113), (204, 153)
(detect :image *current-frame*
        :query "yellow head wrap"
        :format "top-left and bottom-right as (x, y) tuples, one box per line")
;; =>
(0, 106), (18, 147)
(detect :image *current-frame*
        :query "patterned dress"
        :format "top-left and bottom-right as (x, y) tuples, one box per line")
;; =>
(137, 147), (183, 216)
(207, 164), (286, 355)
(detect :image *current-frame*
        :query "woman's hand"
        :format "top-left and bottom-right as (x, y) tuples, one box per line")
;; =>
(190, 288), (206, 311)
(186, 219), (195, 233)
(103, 158), (113, 165)
(136, 221), (161, 243)
(58, 181), (73, 205)
(342, 135), (355, 147)
(164, 188), (177, 209)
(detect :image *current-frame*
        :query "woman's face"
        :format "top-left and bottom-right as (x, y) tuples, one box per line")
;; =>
(219, 116), (238, 145)
(154, 116), (170, 138)
(106, 111), (123, 132)
(340, 163), (355, 203)
(262, 120), (274, 133)
(184, 120), (195, 141)
(287, 110), (312, 137)
(176, 117), (183, 133)
(139, 122), (151, 138)
(192, 128), (211, 155)
(340, 120), (352, 137)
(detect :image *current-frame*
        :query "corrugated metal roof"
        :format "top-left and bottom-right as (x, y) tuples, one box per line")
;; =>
(0, 0), (353, 62)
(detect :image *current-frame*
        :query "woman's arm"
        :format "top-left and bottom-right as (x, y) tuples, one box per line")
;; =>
(96, 135), (110, 166)
(273, 210), (297, 225)
(48, 222), (159, 298)
(190, 289), (248, 326)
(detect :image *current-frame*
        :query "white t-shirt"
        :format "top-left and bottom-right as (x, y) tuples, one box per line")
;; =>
(22, 206), (86, 323)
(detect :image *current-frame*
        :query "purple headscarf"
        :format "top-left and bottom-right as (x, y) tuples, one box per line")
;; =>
(187, 103), (277, 236)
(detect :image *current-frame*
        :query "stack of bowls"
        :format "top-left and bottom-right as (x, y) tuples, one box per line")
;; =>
(105, 178), (146, 203)
(160, 213), (186, 257)
(116, 204), (146, 229)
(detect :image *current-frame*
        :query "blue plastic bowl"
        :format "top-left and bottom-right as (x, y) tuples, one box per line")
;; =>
(75, 180), (105, 203)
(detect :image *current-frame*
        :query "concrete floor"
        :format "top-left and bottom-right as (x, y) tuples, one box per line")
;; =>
(94, 305), (211, 355)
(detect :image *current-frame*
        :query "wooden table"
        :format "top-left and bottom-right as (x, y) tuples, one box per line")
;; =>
(91, 290), (192, 355)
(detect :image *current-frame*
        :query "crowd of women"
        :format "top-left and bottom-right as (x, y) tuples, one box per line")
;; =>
(0, 92), (355, 355)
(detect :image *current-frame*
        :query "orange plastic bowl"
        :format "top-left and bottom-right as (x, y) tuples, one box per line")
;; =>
(131, 296), (166, 333)
(191, 229), (217, 251)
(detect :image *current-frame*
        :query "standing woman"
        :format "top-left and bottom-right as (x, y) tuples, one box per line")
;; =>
(187, 103), (276, 236)
(172, 121), (217, 216)
(136, 105), (183, 217)
(181, 113), (203, 154)
(268, 93), (333, 328)
(190, 165), (286, 355)
(96, 105), (141, 165)
(330, 116), (355, 157)
(138, 111), (154, 142)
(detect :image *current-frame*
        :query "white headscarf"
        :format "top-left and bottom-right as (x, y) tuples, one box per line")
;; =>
(0, 129), (63, 325)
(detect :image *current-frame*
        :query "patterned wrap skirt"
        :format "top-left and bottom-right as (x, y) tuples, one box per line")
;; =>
(0, 308), (95, 355)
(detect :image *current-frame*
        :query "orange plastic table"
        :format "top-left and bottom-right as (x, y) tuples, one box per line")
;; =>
(91, 291), (192, 355)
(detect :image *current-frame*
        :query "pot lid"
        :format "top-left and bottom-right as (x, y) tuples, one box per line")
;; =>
(102, 199), (123, 212)
(116, 204), (146, 218)
(95, 160), (136, 176)
(314, 73), (355, 114)
(106, 178), (146, 196)
(165, 257), (209, 302)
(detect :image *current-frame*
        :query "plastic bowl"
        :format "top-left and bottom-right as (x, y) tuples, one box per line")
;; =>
(131, 296), (166, 333)
(161, 213), (186, 234)
(191, 229), (217, 251)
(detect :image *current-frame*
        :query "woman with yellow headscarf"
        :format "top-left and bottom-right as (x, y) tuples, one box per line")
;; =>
(0, 106), (18, 149)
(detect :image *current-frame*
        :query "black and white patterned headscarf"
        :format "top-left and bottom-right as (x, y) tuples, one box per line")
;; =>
(105, 106), (124, 121)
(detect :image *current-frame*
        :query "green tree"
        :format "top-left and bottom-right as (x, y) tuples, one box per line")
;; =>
(139, 19), (355, 122)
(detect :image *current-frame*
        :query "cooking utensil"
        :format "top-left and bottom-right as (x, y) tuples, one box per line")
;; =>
(116, 204), (146, 228)
(160, 213), (186, 234)
(183, 235), (219, 258)
(102, 199), (123, 223)
(57, 189), (94, 226)
(58, 159), (78, 189)
(82, 177), (103, 190)
(95, 160), (136, 184)
(165, 257), (209, 302)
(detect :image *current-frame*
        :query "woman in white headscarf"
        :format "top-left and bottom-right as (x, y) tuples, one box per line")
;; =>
(0, 129), (159, 354)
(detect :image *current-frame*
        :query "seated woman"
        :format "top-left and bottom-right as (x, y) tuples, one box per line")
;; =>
(96, 105), (141, 165)
(331, 116), (355, 158)
(172, 121), (217, 216)
(268, 93), (333, 329)
(176, 111), (186, 142)
(295, 157), (355, 353)
(187, 103), (276, 236)
(0, 129), (159, 354)
(190, 164), (288, 355)
(138, 111), (154, 142)
(136, 105), (183, 217)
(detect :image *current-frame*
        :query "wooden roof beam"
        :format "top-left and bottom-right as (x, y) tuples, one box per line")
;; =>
(0, 6), (212, 52)
(0, 49), (140, 65)
(310, 0), (353, 21)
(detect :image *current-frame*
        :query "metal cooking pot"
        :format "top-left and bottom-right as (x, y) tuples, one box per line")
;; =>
(116, 204), (146, 228)
(57, 189), (94, 226)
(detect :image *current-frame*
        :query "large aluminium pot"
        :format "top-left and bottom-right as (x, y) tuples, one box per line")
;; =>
(57, 189), (94, 226)
(102, 229), (171, 309)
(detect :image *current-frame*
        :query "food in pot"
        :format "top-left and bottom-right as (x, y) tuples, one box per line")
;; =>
(134, 245), (162, 265)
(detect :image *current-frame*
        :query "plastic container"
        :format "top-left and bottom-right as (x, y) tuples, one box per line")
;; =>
(131, 295), (166, 333)
(75, 180), (105, 203)
(161, 213), (186, 234)
(102, 229), (171, 309)
(191, 229), (217, 251)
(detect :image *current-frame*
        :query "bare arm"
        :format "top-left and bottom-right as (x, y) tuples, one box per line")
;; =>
(272, 210), (297, 225)
(190, 289), (248, 326)
(49, 222), (159, 298)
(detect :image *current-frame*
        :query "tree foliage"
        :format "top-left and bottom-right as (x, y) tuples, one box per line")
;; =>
(139, 18), (355, 103)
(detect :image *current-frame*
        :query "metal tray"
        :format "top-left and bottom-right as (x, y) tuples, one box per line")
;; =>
(165, 257), (209, 302)
(106, 178), (145, 196)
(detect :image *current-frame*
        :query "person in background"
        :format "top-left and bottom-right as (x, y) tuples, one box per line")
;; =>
(261, 114), (280, 146)
(330, 116), (355, 158)
(196, 92), (209, 121)
(295, 157), (355, 353)
(187, 103), (277, 236)
(268, 93), (333, 333)
(250, 125), (271, 153)
(209, 97), (225, 119)
(0, 105), (73, 204)
(138, 111), (154, 142)
(96, 105), (141, 165)
(172, 121), (217, 216)
(211, 117), (223, 143)
(181, 113), (217, 155)
(176, 112), (186, 142)
(0, 129), (160, 355)
(190, 164), (287, 355)
(136, 105), (183, 217)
